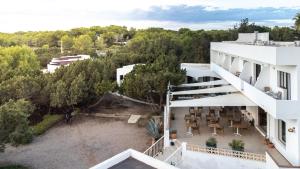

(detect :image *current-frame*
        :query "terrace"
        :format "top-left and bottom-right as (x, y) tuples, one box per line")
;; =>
(169, 107), (266, 154)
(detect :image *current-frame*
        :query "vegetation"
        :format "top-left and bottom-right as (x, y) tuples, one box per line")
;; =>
(32, 114), (64, 135)
(146, 118), (161, 140)
(229, 139), (245, 152)
(0, 99), (34, 151)
(294, 13), (300, 31)
(206, 137), (217, 148)
(0, 16), (299, 151)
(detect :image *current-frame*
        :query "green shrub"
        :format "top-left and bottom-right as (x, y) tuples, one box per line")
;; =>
(32, 114), (63, 136)
(9, 126), (33, 146)
(206, 137), (217, 148)
(229, 139), (245, 152)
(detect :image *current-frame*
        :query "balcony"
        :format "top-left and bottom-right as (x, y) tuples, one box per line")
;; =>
(211, 42), (300, 66)
(211, 63), (300, 119)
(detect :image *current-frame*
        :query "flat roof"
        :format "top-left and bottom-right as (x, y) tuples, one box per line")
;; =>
(108, 157), (155, 169)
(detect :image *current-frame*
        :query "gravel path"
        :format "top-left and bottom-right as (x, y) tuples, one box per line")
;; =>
(0, 115), (151, 169)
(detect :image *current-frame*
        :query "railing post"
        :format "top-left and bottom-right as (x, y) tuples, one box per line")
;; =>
(182, 142), (187, 157)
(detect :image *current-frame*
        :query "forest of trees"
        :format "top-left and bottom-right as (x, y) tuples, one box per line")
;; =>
(0, 18), (300, 151)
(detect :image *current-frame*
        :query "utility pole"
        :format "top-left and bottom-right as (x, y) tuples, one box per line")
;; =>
(60, 40), (63, 54)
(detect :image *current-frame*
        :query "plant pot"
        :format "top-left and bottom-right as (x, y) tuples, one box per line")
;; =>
(170, 133), (177, 139)
(151, 137), (156, 145)
(263, 138), (270, 145)
(268, 143), (274, 148)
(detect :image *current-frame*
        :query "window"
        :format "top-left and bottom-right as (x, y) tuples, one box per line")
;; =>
(258, 107), (267, 133)
(278, 120), (286, 145)
(120, 75), (124, 80)
(277, 71), (291, 100)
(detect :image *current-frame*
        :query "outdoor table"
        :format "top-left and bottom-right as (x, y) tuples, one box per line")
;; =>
(208, 123), (220, 135)
(231, 123), (245, 136)
(186, 123), (193, 136)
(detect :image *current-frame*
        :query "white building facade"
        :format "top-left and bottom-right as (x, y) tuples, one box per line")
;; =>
(210, 33), (300, 166)
(161, 32), (300, 169)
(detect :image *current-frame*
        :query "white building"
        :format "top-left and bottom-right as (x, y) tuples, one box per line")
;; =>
(116, 64), (144, 86)
(46, 54), (90, 73)
(91, 32), (300, 169)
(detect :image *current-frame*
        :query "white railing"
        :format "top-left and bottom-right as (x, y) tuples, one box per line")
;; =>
(164, 146), (183, 166)
(187, 144), (266, 162)
(144, 136), (164, 157)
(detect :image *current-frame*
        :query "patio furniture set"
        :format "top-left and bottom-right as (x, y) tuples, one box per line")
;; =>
(184, 107), (250, 136)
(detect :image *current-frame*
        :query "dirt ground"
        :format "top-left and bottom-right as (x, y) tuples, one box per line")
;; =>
(0, 115), (152, 169)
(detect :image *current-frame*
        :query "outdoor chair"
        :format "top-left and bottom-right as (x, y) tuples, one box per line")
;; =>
(217, 125), (224, 134)
(191, 122), (200, 134)
(264, 86), (271, 92)
(184, 114), (191, 121)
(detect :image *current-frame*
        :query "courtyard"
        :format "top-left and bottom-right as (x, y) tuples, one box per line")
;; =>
(0, 115), (151, 169)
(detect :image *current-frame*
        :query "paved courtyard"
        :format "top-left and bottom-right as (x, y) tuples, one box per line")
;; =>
(0, 115), (151, 169)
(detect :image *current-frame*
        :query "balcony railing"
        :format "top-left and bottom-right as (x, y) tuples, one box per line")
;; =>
(164, 145), (183, 166)
(144, 136), (164, 157)
(187, 144), (266, 162)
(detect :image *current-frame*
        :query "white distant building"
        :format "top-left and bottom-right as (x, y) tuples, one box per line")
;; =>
(46, 54), (90, 73)
(92, 32), (300, 169)
(116, 64), (144, 86)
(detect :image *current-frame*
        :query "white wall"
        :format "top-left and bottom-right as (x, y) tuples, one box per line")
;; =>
(240, 61), (253, 83)
(47, 64), (61, 73)
(90, 149), (179, 169)
(268, 116), (300, 166)
(116, 64), (137, 86)
(181, 63), (220, 79)
(180, 150), (266, 169)
(211, 42), (300, 65)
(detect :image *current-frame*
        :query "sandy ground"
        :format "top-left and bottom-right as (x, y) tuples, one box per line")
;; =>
(0, 115), (151, 169)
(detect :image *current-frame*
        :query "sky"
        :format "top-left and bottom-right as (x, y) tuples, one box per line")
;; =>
(1, 0), (300, 32)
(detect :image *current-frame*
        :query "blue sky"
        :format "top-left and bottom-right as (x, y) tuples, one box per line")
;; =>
(1, 0), (300, 32)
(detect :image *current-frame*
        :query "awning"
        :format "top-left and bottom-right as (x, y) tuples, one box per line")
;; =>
(177, 80), (229, 87)
(171, 85), (238, 95)
(186, 68), (220, 79)
(170, 93), (257, 107)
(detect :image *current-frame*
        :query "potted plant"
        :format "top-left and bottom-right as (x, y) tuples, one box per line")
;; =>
(146, 118), (160, 143)
(206, 137), (217, 148)
(263, 137), (270, 145)
(268, 141), (274, 148)
(170, 130), (177, 140)
(171, 112), (175, 120)
(229, 139), (245, 152)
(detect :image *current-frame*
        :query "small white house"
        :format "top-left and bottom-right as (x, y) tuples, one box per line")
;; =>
(116, 64), (144, 86)
(46, 54), (90, 73)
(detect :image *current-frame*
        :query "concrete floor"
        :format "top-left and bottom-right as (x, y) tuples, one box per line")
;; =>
(170, 107), (266, 154)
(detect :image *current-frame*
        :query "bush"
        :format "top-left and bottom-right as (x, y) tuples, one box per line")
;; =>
(229, 139), (245, 151)
(146, 118), (160, 140)
(9, 126), (33, 146)
(206, 137), (217, 148)
(32, 114), (63, 136)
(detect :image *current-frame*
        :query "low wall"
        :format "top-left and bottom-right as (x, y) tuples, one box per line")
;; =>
(182, 150), (266, 169)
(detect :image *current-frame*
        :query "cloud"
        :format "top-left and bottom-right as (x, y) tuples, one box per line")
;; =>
(0, 0), (299, 32)
(130, 6), (299, 23)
